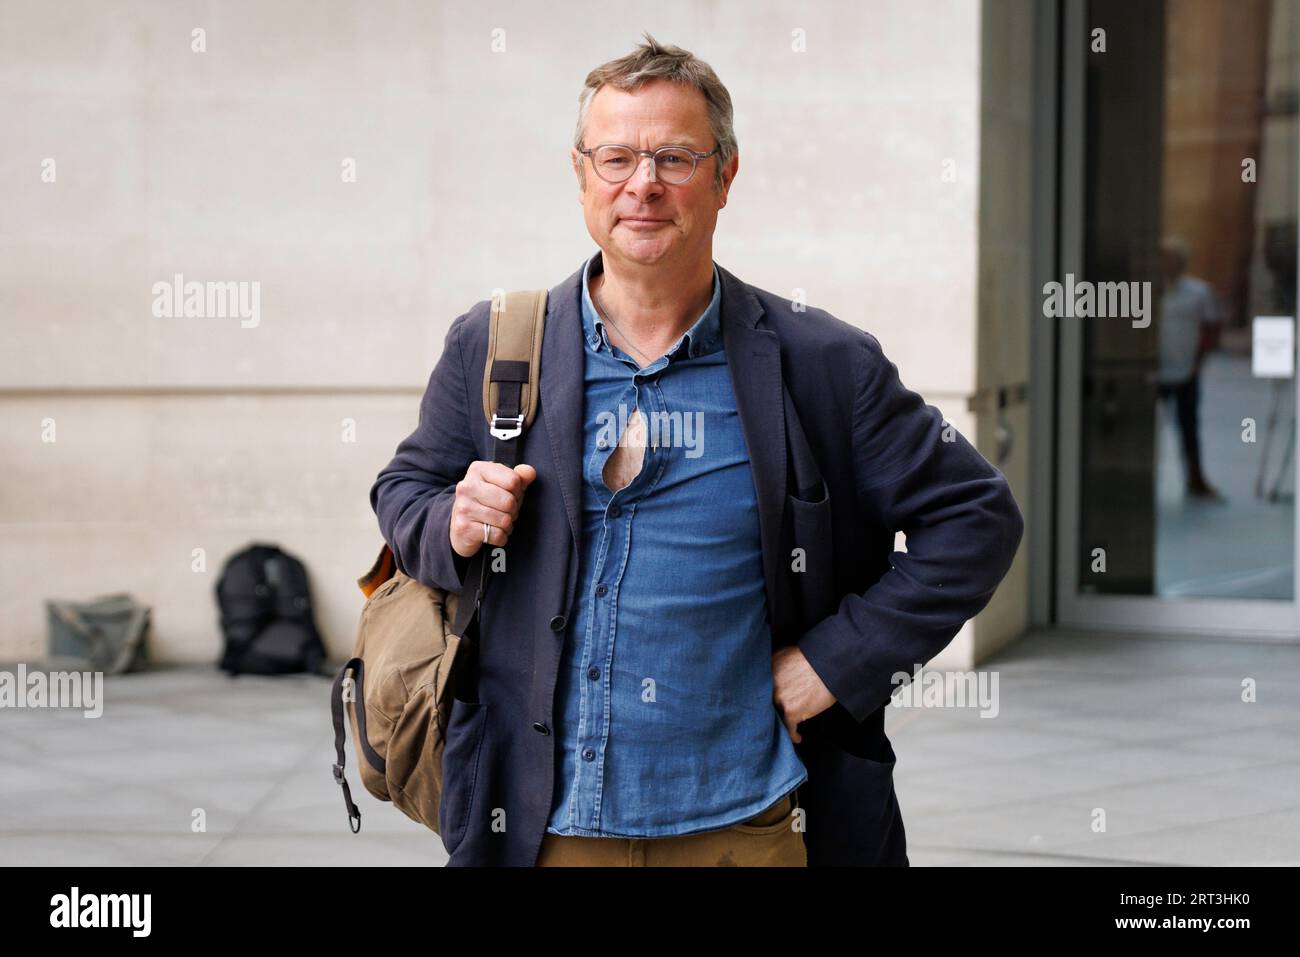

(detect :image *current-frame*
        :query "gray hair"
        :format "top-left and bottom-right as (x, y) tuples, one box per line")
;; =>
(574, 32), (737, 192)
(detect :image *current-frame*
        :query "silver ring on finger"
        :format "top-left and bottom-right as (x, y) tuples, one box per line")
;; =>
(482, 521), (492, 544)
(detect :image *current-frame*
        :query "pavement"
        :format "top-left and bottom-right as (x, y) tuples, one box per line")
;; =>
(2, 626), (1297, 866)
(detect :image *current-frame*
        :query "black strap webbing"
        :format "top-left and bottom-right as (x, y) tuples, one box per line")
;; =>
(331, 657), (388, 832)
(450, 420), (522, 643)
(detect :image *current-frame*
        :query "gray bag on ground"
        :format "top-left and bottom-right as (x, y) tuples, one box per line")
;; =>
(45, 593), (150, 673)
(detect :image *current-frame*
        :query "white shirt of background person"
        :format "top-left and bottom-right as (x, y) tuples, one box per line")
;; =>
(1157, 274), (1222, 384)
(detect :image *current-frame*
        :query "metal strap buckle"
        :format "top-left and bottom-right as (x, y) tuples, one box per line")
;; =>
(490, 413), (524, 441)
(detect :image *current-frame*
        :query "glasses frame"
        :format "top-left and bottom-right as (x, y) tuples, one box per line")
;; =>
(577, 142), (721, 185)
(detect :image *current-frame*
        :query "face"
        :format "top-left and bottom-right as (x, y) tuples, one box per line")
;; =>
(572, 78), (738, 272)
(1160, 247), (1185, 281)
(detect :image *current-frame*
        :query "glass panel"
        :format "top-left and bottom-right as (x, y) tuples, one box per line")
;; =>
(1078, 0), (1298, 599)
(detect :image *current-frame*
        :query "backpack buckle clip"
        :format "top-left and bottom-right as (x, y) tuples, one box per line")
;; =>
(490, 413), (524, 441)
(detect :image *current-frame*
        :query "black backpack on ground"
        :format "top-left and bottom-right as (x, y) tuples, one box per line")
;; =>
(216, 542), (326, 676)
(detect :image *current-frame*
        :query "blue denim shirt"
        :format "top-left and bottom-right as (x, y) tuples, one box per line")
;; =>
(544, 250), (808, 837)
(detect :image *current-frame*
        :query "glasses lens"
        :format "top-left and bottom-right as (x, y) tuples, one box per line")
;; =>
(593, 145), (636, 181)
(655, 147), (696, 184)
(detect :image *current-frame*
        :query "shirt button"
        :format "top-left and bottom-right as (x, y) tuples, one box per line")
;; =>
(582, 748), (595, 761)
(549, 615), (566, 631)
(597, 438), (607, 449)
(533, 722), (550, 735)
(587, 667), (599, 680)
(608, 505), (622, 518)
(595, 583), (608, 597)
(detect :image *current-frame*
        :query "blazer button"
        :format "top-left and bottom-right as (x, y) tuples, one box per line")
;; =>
(549, 614), (566, 631)
(532, 722), (550, 735)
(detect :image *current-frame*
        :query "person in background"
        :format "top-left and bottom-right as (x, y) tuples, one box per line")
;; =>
(1155, 236), (1225, 501)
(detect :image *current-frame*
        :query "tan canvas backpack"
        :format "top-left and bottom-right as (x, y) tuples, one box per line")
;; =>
(330, 289), (547, 836)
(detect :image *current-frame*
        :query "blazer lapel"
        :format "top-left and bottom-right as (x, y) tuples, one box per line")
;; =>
(540, 262), (586, 555)
(717, 264), (788, 636)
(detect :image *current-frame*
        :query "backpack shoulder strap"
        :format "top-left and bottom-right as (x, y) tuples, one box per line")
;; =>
(480, 290), (547, 454)
(449, 289), (547, 643)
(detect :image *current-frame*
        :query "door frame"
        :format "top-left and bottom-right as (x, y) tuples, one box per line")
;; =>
(1047, 0), (1300, 639)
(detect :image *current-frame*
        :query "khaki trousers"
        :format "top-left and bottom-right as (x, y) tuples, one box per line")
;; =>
(536, 789), (806, 866)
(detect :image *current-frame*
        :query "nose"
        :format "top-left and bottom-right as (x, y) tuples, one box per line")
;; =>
(623, 153), (663, 200)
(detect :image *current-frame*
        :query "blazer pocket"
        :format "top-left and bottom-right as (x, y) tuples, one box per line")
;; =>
(787, 479), (837, 623)
(438, 697), (489, 857)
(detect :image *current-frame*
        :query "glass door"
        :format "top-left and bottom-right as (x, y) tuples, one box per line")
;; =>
(1056, 0), (1300, 636)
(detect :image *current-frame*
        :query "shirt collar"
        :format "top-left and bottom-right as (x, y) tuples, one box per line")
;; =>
(580, 249), (723, 361)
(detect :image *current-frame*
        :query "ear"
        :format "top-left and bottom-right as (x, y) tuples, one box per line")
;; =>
(571, 147), (586, 193)
(717, 150), (739, 206)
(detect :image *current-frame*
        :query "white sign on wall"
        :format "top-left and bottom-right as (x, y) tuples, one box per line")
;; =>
(1252, 316), (1295, 378)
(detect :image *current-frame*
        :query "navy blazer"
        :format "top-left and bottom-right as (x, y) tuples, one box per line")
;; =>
(370, 259), (1025, 866)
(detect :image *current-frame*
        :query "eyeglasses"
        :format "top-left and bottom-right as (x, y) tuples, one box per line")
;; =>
(577, 143), (720, 185)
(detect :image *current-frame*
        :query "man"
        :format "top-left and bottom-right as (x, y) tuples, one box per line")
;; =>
(370, 34), (1023, 867)
(1154, 236), (1224, 500)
